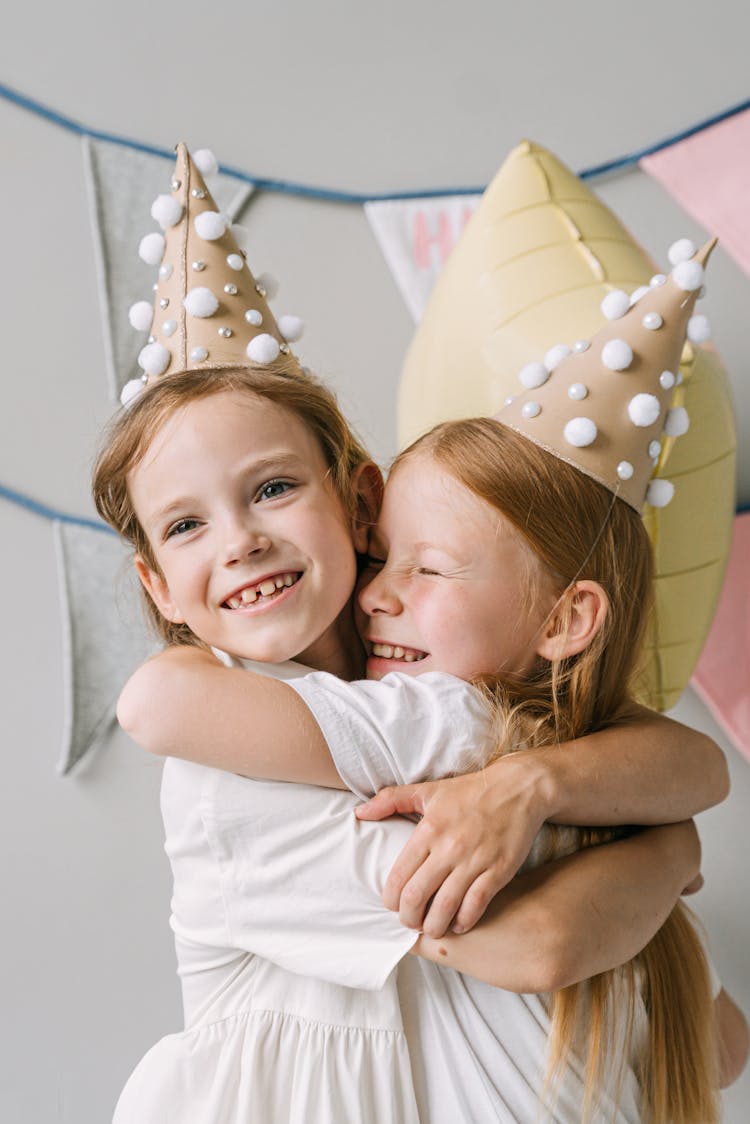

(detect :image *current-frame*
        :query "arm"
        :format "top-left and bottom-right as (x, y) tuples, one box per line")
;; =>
(117, 645), (347, 788)
(357, 706), (729, 935)
(413, 820), (700, 993)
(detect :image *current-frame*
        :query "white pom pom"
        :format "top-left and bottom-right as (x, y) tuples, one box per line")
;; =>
(138, 232), (165, 265)
(629, 285), (650, 305)
(600, 290), (630, 320)
(544, 344), (571, 371)
(151, 194), (184, 230)
(518, 361), (549, 390)
(628, 393), (661, 427)
(278, 314), (304, 343)
(564, 417), (598, 448)
(646, 478), (675, 508)
(602, 339), (633, 371)
(195, 211), (229, 241)
(672, 260), (704, 292)
(192, 148), (219, 177)
(256, 272), (279, 300)
(231, 224), (250, 249)
(183, 287), (219, 318)
(128, 300), (153, 331)
(138, 342), (171, 376)
(668, 238), (696, 266)
(687, 314), (711, 343)
(120, 377), (146, 406)
(246, 333), (281, 364)
(664, 406), (690, 437)
(650, 273), (667, 287)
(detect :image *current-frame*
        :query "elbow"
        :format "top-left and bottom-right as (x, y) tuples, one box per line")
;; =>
(510, 915), (585, 995)
(717, 991), (750, 1088)
(116, 658), (166, 753)
(704, 734), (730, 807)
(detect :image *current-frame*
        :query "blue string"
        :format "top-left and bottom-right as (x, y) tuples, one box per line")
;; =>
(2, 78), (749, 200)
(0, 483), (115, 535)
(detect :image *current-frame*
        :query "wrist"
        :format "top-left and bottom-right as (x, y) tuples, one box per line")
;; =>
(484, 751), (552, 827)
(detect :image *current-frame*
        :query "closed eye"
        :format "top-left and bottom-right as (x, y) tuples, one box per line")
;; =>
(417, 567), (442, 576)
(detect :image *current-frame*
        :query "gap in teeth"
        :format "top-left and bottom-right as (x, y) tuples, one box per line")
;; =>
(227, 573), (298, 608)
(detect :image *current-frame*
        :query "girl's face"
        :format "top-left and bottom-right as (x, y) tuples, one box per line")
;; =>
(129, 390), (363, 674)
(358, 454), (557, 683)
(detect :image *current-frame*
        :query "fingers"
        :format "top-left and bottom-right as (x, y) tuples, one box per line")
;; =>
(450, 870), (502, 934)
(354, 784), (426, 821)
(382, 835), (432, 913)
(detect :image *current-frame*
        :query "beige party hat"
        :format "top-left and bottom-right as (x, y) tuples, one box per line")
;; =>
(122, 143), (304, 404)
(497, 238), (716, 511)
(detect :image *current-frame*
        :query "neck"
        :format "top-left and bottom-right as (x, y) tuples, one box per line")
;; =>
(296, 602), (365, 681)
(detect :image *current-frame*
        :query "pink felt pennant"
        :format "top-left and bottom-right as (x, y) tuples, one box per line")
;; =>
(691, 512), (750, 762)
(641, 108), (750, 279)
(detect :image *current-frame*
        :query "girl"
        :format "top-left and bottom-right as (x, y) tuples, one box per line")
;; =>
(97, 362), (731, 1123)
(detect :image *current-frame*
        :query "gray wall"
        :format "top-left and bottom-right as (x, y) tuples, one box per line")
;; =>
(1, 3), (748, 1119)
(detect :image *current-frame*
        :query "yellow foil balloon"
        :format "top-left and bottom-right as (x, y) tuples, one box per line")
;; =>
(398, 140), (736, 711)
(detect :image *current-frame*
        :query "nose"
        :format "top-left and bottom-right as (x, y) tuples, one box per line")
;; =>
(221, 511), (271, 565)
(358, 564), (402, 617)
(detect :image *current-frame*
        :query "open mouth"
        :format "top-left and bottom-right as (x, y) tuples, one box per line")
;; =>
(223, 572), (301, 609)
(370, 642), (428, 664)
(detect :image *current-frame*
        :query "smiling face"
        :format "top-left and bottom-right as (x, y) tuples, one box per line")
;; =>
(358, 453), (557, 683)
(128, 390), (364, 675)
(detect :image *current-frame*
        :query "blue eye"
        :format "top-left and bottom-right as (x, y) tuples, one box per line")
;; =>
(166, 518), (199, 539)
(258, 479), (293, 501)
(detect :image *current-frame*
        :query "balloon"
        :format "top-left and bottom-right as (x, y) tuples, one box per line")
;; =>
(398, 140), (736, 710)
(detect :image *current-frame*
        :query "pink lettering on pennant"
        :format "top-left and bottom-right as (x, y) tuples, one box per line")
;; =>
(412, 210), (454, 270)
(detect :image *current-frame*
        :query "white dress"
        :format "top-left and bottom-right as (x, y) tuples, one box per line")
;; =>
(114, 662), (690, 1122)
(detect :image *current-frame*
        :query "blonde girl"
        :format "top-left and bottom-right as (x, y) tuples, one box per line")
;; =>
(99, 361), (732, 1123)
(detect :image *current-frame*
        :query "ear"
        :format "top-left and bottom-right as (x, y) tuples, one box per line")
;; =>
(134, 555), (186, 624)
(350, 461), (384, 554)
(536, 580), (608, 662)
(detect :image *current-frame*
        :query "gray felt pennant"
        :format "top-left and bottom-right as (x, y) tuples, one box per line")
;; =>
(82, 136), (255, 401)
(54, 521), (158, 775)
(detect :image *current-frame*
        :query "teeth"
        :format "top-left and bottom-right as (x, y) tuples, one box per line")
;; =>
(274, 576), (285, 589)
(404, 653), (415, 662)
(393, 646), (404, 659)
(226, 573), (299, 608)
(228, 596), (242, 609)
(259, 580), (277, 597)
(241, 587), (258, 604)
(283, 574), (294, 586)
(371, 642), (426, 663)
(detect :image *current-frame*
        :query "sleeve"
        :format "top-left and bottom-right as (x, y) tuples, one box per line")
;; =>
(201, 768), (420, 990)
(288, 671), (492, 798)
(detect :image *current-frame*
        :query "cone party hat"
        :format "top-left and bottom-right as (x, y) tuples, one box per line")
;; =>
(122, 143), (304, 404)
(496, 239), (716, 512)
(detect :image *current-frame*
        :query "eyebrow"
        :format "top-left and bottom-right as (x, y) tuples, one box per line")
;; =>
(147, 452), (307, 526)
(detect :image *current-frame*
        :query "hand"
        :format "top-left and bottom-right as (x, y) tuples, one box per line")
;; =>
(355, 756), (548, 937)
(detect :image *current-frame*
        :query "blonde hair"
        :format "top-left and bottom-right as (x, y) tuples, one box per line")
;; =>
(92, 360), (371, 647)
(397, 418), (719, 1124)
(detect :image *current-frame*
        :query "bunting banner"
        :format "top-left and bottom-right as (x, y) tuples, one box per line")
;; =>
(55, 521), (156, 774)
(691, 512), (750, 764)
(640, 108), (750, 279)
(365, 196), (480, 321)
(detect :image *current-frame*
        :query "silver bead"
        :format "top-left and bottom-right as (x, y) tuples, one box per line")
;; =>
(279, 342), (290, 354)
(191, 188), (206, 199)
(245, 309), (263, 326)
(521, 401), (541, 419)
(617, 461), (634, 481)
(573, 339), (590, 354)
(190, 347), (208, 362)
(158, 263), (173, 281)
(148, 334), (156, 344)
(649, 440), (662, 459)
(218, 327), (233, 338)
(152, 282), (158, 291)
(224, 283), (238, 296)
(503, 395), (516, 407)
(567, 383), (588, 401)
(192, 261), (206, 272)
(159, 297), (169, 310)
(255, 283), (267, 298)
(162, 319), (177, 338)
(171, 178), (181, 191)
